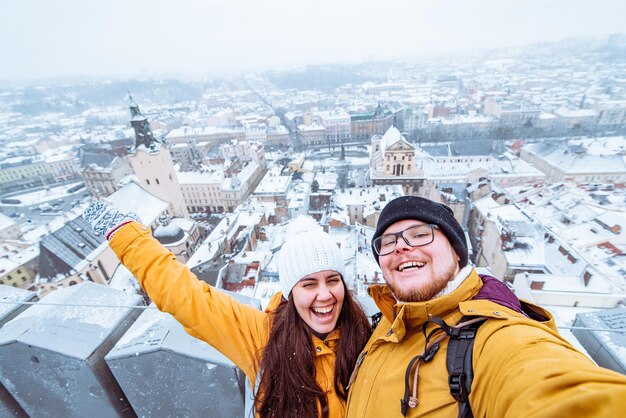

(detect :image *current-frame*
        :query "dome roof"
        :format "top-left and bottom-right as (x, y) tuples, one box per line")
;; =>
(153, 224), (185, 245)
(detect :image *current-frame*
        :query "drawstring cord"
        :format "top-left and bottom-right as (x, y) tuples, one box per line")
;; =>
(401, 332), (446, 415)
(400, 316), (488, 416)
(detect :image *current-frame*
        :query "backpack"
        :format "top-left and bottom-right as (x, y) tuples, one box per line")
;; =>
(429, 315), (487, 418)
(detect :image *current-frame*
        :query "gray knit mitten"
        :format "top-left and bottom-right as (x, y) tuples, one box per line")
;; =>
(82, 201), (140, 239)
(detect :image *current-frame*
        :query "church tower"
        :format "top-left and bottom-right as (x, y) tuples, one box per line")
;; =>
(126, 95), (189, 218)
(129, 95), (159, 149)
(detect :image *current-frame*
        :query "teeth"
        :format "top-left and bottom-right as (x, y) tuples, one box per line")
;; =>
(398, 261), (426, 272)
(312, 306), (333, 314)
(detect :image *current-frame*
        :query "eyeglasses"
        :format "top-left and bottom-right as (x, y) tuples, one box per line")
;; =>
(373, 224), (438, 256)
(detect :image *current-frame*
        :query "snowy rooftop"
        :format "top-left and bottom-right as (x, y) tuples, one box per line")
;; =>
(0, 245), (39, 272)
(523, 137), (626, 175)
(0, 213), (15, 230)
(572, 308), (626, 373)
(314, 172), (338, 191)
(420, 153), (544, 180)
(379, 126), (408, 153)
(440, 114), (497, 125)
(335, 185), (404, 212)
(489, 204), (546, 267)
(0, 285), (36, 322)
(165, 126), (244, 140)
(254, 170), (291, 195)
(187, 206), (265, 271)
(297, 122), (325, 132)
(108, 181), (169, 225)
(177, 169), (223, 185)
(0, 282), (141, 359)
(509, 182), (625, 285)
(108, 263), (141, 294)
(316, 108), (350, 122)
(553, 108), (597, 118)
(472, 195), (501, 217)
(223, 162), (260, 192)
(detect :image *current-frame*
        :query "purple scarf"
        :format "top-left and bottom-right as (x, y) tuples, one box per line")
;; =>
(473, 275), (529, 317)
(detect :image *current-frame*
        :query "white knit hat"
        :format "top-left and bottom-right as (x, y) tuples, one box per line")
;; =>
(278, 230), (346, 297)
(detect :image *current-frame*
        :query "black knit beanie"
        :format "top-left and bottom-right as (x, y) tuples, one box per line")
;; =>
(372, 196), (468, 268)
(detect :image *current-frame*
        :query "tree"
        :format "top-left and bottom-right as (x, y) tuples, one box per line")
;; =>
(337, 169), (349, 189)
(311, 179), (319, 193)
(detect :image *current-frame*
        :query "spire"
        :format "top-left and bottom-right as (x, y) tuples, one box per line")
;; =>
(374, 102), (384, 118)
(128, 93), (142, 118)
(127, 92), (160, 150)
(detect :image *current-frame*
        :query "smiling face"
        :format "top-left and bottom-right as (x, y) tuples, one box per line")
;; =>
(290, 270), (345, 335)
(378, 219), (461, 302)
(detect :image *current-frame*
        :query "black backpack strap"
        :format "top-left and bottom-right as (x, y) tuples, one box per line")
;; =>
(371, 311), (383, 330)
(446, 316), (487, 418)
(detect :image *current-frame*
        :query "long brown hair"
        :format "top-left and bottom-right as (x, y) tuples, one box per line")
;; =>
(254, 281), (372, 418)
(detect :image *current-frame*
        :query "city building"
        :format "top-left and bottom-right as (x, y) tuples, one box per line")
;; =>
(165, 126), (246, 145)
(316, 108), (351, 144)
(370, 127), (545, 195)
(350, 104), (401, 143)
(520, 136), (626, 183)
(297, 122), (326, 147)
(0, 213), (22, 242)
(251, 165), (292, 222)
(81, 156), (133, 198)
(0, 244), (38, 289)
(595, 100), (626, 128)
(333, 185), (404, 227)
(169, 141), (211, 171)
(0, 149), (81, 194)
(266, 124), (291, 148)
(220, 140), (267, 171)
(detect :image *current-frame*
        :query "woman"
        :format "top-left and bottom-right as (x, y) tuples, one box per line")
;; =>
(83, 202), (372, 418)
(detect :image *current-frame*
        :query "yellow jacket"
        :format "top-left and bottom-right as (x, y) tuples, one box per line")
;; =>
(109, 221), (345, 417)
(345, 268), (626, 417)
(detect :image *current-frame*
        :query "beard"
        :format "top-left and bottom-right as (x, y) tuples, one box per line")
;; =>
(387, 254), (460, 303)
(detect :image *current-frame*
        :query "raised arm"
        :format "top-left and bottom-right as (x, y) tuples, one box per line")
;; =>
(83, 203), (268, 377)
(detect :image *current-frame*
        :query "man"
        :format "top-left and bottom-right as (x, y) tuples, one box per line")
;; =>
(345, 195), (626, 417)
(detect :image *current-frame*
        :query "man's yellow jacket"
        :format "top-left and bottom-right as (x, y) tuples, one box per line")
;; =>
(345, 268), (626, 417)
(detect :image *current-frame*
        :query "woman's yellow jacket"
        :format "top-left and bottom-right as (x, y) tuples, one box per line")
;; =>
(109, 221), (345, 417)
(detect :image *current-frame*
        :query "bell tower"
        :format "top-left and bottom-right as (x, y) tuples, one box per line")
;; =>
(126, 94), (189, 218)
(129, 94), (160, 150)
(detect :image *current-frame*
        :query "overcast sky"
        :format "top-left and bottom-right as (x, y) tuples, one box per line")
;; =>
(1, 0), (624, 81)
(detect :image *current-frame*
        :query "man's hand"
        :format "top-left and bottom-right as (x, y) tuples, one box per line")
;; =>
(82, 201), (140, 239)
